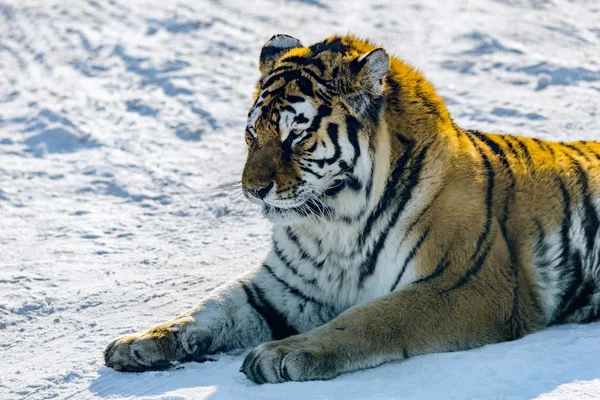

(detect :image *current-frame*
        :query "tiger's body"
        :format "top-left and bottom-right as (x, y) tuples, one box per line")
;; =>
(104, 34), (600, 383)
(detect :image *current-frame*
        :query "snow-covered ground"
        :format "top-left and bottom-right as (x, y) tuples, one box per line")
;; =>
(1, 0), (599, 398)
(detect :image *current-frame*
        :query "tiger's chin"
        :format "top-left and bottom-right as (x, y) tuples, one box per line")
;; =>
(261, 199), (329, 225)
(262, 206), (306, 225)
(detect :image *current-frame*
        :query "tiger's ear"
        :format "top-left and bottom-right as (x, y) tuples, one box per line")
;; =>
(345, 49), (389, 117)
(259, 34), (303, 74)
(354, 48), (389, 91)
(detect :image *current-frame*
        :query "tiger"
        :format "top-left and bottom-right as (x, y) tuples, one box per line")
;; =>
(104, 34), (600, 384)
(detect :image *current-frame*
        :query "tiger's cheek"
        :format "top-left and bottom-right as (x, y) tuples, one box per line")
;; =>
(274, 168), (304, 199)
(295, 141), (327, 187)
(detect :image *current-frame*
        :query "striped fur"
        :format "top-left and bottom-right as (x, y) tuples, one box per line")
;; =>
(105, 34), (600, 384)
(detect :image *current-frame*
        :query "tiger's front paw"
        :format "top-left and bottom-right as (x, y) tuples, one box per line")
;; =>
(240, 336), (341, 384)
(104, 316), (212, 372)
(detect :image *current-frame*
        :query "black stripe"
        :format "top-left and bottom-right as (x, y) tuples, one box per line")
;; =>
(583, 305), (600, 323)
(296, 105), (332, 168)
(390, 227), (431, 291)
(298, 165), (323, 179)
(532, 219), (559, 284)
(305, 123), (341, 167)
(346, 114), (362, 168)
(307, 105), (332, 134)
(348, 55), (367, 76)
(571, 157), (599, 252)
(469, 130), (520, 335)
(510, 136), (534, 166)
(333, 130), (371, 223)
(398, 189), (440, 248)
(359, 140), (415, 247)
(281, 56), (326, 74)
(260, 45), (292, 66)
(333, 182), (368, 221)
(533, 219), (546, 251)
(281, 105), (296, 114)
(468, 131), (511, 171)
(295, 132), (314, 148)
(554, 251), (589, 323)
(324, 179), (347, 197)
(309, 37), (349, 55)
(385, 78), (403, 114)
(268, 65), (295, 75)
(262, 264), (326, 307)
(240, 281), (298, 340)
(248, 100), (263, 117)
(442, 231), (496, 293)
(564, 278), (596, 322)
(558, 177), (572, 273)
(415, 86), (440, 118)
(284, 227), (325, 270)
(364, 154), (375, 195)
(414, 253), (451, 284)
(313, 89), (332, 104)
(497, 135), (520, 160)
(297, 77), (314, 97)
(358, 145), (429, 286)
(550, 178), (574, 324)
(333, 156), (375, 225)
(557, 153), (600, 320)
(580, 141), (600, 161)
(281, 128), (297, 162)
(286, 95), (305, 104)
(395, 124), (424, 143)
(364, 95), (384, 126)
(293, 114), (309, 124)
(345, 175), (362, 191)
(304, 140), (318, 154)
(467, 132), (516, 238)
(563, 143), (591, 161)
(465, 133), (495, 263)
(299, 164), (323, 179)
(532, 138), (545, 151)
(261, 86), (287, 103)
(262, 70), (299, 91)
(442, 134), (497, 293)
(300, 67), (334, 89)
(533, 138), (556, 158)
(273, 241), (318, 285)
(325, 123), (341, 164)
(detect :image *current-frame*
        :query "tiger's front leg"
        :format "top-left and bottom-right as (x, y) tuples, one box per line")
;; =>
(104, 269), (286, 372)
(241, 258), (539, 384)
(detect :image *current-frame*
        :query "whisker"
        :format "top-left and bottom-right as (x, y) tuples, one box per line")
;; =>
(188, 181), (243, 195)
(312, 195), (333, 222)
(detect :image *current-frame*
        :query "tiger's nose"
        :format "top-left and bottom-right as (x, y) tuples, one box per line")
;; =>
(246, 181), (274, 200)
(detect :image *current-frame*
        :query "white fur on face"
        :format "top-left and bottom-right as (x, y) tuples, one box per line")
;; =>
(247, 91), (266, 132)
(280, 100), (316, 143)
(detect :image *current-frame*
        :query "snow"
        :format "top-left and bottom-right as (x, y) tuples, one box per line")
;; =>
(0, 0), (599, 398)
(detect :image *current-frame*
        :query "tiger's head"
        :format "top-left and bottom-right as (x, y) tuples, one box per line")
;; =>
(242, 34), (390, 224)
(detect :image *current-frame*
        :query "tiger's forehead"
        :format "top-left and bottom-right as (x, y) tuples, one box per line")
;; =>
(246, 53), (340, 140)
(247, 89), (318, 141)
